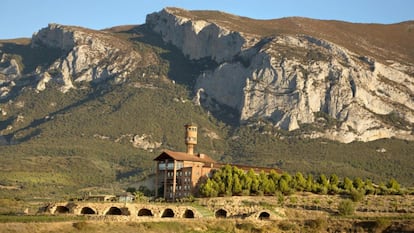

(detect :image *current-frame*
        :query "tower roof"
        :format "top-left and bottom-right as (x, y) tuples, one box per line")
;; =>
(154, 150), (216, 164)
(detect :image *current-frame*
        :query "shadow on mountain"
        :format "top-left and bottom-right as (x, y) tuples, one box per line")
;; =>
(0, 42), (63, 74)
(121, 25), (218, 90)
(116, 25), (240, 126)
(0, 116), (15, 131)
(8, 80), (115, 143)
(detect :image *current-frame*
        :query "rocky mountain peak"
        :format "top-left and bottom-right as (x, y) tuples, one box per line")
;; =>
(147, 9), (414, 143)
(1, 9), (413, 143)
(146, 8), (246, 63)
(32, 23), (143, 92)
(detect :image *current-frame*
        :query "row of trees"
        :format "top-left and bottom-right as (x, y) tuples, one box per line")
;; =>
(199, 165), (403, 198)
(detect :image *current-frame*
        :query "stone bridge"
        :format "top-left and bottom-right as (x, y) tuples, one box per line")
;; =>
(45, 202), (280, 220)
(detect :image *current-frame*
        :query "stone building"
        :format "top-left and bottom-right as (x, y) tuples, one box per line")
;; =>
(154, 123), (216, 201)
(154, 123), (281, 201)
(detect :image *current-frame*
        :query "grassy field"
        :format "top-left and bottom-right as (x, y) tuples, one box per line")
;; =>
(1, 193), (414, 233)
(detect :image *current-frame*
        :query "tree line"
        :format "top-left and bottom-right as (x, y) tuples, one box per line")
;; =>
(199, 165), (404, 198)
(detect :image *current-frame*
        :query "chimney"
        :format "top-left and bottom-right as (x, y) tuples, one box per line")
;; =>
(184, 123), (197, 155)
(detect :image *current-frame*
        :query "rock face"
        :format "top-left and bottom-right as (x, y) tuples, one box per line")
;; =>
(31, 24), (142, 92)
(147, 8), (414, 143)
(0, 53), (21, 98)
(0, 53), (22, 81)
(146, 9), (245, 63)
(131, 134), (162, 151)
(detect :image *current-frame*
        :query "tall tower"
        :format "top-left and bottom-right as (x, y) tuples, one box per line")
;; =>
(184, 123), (197, 155)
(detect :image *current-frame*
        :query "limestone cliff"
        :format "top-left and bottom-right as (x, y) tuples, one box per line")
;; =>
(31, 23), (142, 92)
(147, 8), (414, 143)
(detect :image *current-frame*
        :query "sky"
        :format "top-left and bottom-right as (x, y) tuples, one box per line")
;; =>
(1, 0), (413, 39)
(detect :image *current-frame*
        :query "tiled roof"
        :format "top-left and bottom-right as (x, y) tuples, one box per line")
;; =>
(154, 150), (216, 163)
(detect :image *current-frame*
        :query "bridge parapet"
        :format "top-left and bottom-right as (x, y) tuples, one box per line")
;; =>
(45, 201), (283, 220)
(46, 202), (201, 219)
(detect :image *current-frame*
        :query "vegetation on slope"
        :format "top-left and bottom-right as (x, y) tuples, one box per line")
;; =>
(0, 21), (413, 202)
(199, 165), (406, 198)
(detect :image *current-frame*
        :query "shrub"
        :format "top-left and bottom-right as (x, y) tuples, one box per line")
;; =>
(305, 218), (326, 230)
(278, 221), (297, 231)
(375, 218), (391, 231)
(338, 199), (354, 216)
(73, 221), (88, 230)
(350, 188), (365, 202)
(235, 222), (262, 233)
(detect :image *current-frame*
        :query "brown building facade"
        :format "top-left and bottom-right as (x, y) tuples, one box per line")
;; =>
(154, 123), (281, 201)
(154, 150), (215, 201)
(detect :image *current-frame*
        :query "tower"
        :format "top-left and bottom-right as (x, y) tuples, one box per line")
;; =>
(184, 123), (197, 155)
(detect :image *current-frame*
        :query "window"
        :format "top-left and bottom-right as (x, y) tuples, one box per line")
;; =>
(166, 163), (174, 170)
(158, 163), (166, 170)
(177, 162), (184, 169)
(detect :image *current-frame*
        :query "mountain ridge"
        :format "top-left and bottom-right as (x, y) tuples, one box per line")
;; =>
(161, 7), (414, 66)
(146, 8), (413, 143)
(0, 8), (413, 199)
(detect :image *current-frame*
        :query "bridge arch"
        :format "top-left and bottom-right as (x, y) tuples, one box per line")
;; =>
(105, 207), (122, 215)
(137, 208), (153, 217)
(215, 209), (227, 218)
(183, 209), (194, 218)
(80, 207), (96, 215)
(54, 206), (69, 214)
(161, 208), (175, 218)
(258, 211), (270, 220)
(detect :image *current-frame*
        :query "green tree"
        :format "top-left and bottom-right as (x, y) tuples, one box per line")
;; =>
(328, 174), (340, 194)
(223, 165), (233, 195)
(318, 174), (329, 187)
(200, 179), (218, 197)
(268, 170), (281, 184)
(212, 170), (225, 194)
(387, 178), (401, 194)
(251, 175), (260, 194)
(241, 173), (252, 194)
(306, 174), (314, 192)
(279, 179), (291, 195)
(329, 174), (339, 186)
(379, 182), (390, 195)
(364, 179), (376, 194)
(232, 174), (242, 195)
(258, 171), (270, 194)
(295, 172), (307, 191)
(342, 177), (354, 193)
(353, 177), (365, 190)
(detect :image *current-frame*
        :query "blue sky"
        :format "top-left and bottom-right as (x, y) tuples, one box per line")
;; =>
(1, 0), (413, 39)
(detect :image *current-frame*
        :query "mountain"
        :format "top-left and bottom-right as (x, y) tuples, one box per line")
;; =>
(0, 8), (413, 198)
(147, 7), (414, 143)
